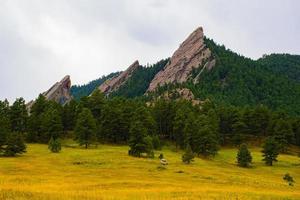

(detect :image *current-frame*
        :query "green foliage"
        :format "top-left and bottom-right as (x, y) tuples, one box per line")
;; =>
(4, 132), (26, 157)
(262, 137), (280, 166)
(0, 100), (11, 153)
(182, 38), (300, 116)
(283, 173), (295, 186)
(41, 108), (63, 142)
(159, 153), (164, 160)
(62, 100), (77, 131)
(111, 59), (169, 98)
(182, 144), (194, 164)
(237, 143), (252, 167)
(144, 135), (154, 158)
(9, 98), (27, 133)
(272, 119), (294, 153)
(48, 137), (62, 153)
(70, 72), (119, 100)
(75, 108), (96, 148)
(128, 121), (148, 157)
(151, 135), (161, 150)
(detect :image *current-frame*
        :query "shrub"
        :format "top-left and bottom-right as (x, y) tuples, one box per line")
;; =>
(48, 137), (62, 153)
(236, 143), (252, 167)
(182, 144), (194, 164)
(283, 173), (295, 186)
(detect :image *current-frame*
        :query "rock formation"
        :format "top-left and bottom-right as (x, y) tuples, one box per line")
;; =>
(147, 27), (214, 92)
(27, 75), (72, 110)
(43, 75), (72, 105)
(99, 60), (140, 94)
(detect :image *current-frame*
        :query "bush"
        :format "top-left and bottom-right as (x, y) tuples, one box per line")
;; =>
(159, 153), (164, 160)
(182, 144), (194, 164)
(4, 133), (26, 157)
(48, 137), (62, 153)
(283, 173), (295, 186)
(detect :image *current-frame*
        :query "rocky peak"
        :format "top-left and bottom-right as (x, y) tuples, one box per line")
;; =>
(99, 60), (140, 94)
(43, 75), (72, 105)
(27, 75), (72, 111)
(147, 27), (214, 92)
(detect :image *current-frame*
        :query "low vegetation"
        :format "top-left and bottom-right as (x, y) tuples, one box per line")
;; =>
(0, 143), (299, 199)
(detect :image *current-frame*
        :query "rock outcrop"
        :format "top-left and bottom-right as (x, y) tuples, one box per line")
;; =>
(99, 60), (140, 94)
(27, 75), (72, 110)
(147, 27), (214, 92)
(43, 75), (72, 105)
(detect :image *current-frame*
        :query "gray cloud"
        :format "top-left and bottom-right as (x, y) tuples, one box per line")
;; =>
(0, 0), (299, 102)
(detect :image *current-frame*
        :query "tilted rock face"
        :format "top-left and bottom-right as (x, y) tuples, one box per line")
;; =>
(99, 60), (140, 94)
(43, 75), (72, 105)
(27, 75), (72, 111)
(147, 27), (214, 92)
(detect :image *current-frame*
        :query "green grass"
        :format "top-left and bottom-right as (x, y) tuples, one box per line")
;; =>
(0, 143), (299, 199)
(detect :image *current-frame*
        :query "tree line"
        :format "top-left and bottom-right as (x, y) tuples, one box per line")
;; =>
(0, 90), (299, 162)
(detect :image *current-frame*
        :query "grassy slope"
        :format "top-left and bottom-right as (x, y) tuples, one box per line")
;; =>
(0, 144), (299, 200)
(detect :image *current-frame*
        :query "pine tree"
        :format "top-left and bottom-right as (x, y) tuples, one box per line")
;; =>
(41, 108), (63, 143)
(0, 107), (10, 153)
(182, 144), (194, 164)
(9, 98), (28, 133)
(75, 108), (96, 148)
(128, 121), (147, 157)
(48, 137), (62, 153)
(88, 90), (106, 120)
(144, 135), (154, 158)
(237, 143), (252, 167)
(62, 100), (77, 131)
(27, 94), (49, 142)
(272, 119), (293, 153)
(262, 137), (280, 166)
(173, 106), (190, 149)
(4, 132), (26, 156)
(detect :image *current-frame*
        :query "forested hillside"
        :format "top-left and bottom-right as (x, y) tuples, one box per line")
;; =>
(70, 72), (119, 100)
(182, 38), (300, 115)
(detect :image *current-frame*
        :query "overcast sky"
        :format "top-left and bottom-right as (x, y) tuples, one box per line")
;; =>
(0, 0), (299, 103)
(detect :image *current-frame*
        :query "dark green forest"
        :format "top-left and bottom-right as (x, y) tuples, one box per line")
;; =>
(1, 91), (299, 158)
(72, 38), (300, 115)
(70, 72), (119, 100)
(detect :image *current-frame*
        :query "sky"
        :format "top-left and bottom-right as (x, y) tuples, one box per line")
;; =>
(0, 0), (299, 103)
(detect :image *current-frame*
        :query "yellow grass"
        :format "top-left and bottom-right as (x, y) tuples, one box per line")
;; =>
(0, 143), (299, 200)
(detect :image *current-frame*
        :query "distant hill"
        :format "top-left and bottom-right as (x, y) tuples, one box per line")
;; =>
(71, 27), (300, 115)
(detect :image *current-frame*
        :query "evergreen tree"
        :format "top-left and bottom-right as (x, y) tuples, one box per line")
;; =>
(272, 119), (294, 152)
(173, 105), (191, 149)
(62, 100), (77, 131)
(88, 90), (106, 120)
(75, 108), (96, 148)
(151, 135), (161, 150)
(182, 144), (194, 164)
(189, 115), (219, 157)
(48, 137), (62, 153)
(128, 121), (148, 157)
(237, 143), (252, 167)
(41, 108), (63, 143)
(4, 132), (26, 156)
(144, 135), (154, 158)
(232, 120), (247, 146)
(27, 94), (49, 142)
(0, 109), (11, 153)
(9, 98), (28, 133)
(262, 137), (280, 166)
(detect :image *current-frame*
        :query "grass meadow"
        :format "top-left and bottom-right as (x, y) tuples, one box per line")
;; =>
(0, 143), (299, 200)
